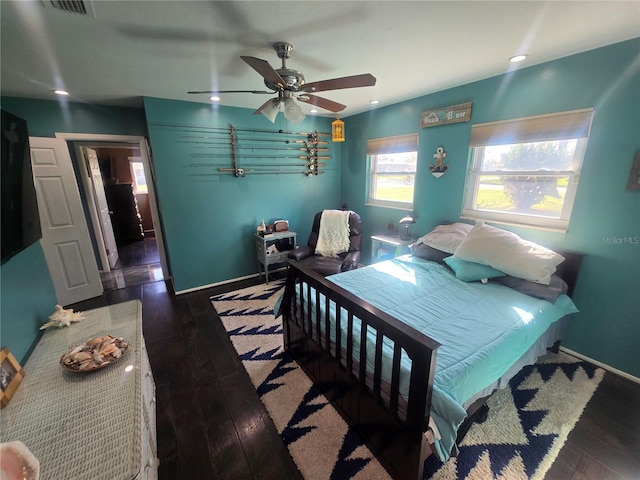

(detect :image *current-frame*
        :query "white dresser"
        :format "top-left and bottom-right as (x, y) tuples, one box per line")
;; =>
(0, 300), (158, 480)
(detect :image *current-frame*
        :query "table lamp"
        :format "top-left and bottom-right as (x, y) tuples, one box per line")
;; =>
(399, 215), (415, 240)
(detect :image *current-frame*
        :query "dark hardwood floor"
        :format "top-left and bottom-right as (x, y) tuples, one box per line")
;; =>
(67, 241), (639, 480)
(100, 234), (163, 290)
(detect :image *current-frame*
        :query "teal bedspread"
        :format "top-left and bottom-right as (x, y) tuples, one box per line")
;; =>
(318, 255), (579, 461)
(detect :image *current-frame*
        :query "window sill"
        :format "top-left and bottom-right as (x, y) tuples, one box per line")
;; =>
(366, 201), (413, 211)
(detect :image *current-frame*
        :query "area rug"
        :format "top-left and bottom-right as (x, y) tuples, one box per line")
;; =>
(211, 281), (604, 480)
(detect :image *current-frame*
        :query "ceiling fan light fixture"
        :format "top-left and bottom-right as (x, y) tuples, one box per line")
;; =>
(261, 99), (281, 123)
(283, 97), (304, 123)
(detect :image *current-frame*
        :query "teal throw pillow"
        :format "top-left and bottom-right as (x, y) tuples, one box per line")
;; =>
(444, 256), (505, 282)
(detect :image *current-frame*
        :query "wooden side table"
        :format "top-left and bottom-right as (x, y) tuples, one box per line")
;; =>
(255, 231), (297, 284)
(371, 234), (414, 263)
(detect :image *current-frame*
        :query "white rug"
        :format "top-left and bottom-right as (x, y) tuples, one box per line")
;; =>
(211, 280), (604, 480)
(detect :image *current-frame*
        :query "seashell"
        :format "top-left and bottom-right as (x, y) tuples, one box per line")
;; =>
(87, 335), (111, 346)
(67, 345), (84, 356)
(71, 351), (93, 362)
(100, 344), (118, 356)
(79, 360), (95, 371)
(41, 304), (85, 329)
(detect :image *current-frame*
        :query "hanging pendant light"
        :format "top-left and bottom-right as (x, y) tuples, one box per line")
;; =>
(332, 117), (345, 142)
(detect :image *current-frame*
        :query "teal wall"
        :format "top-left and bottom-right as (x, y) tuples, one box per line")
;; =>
(0, 97), (148, 362)
(341, 38), (640, 377)
(143, 97), (340, 292)
(0, 243), (56, 363)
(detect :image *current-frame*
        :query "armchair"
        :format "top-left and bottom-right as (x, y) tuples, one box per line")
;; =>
(288, 210), (362, 276)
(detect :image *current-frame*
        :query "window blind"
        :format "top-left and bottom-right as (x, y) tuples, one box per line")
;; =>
(366, 133), (418, 155)
(469, 108), (594, 147)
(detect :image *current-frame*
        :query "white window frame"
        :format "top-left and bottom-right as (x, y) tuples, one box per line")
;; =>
(462, 109), (593, 231)
(129, 157), (148, 194)
(366, 133), (418, 209)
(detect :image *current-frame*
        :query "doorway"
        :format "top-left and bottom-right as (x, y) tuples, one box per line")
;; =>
(55, 133), (170, 292)
(89, 145), (163, 290)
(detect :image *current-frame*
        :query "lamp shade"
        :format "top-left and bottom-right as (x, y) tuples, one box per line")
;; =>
(399, 215), (415, 240)
(284, 97), (305, 123)
(261, 99), (280, 123)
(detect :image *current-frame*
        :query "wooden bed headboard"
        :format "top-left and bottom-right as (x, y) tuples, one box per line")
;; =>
(554, 250), (585, 298)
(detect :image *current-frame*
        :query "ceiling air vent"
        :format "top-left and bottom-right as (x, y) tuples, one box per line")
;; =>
(41, 0), (94, 16)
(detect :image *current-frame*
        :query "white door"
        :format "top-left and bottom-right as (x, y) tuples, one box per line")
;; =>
(82, 147), (119, 269)
(30, 137), (103, 305)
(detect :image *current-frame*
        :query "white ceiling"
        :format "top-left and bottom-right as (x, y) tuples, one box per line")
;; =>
(1, 1), (638, 117)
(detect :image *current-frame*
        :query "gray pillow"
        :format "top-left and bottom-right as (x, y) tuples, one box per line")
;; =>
(491, 274), (569, 303)
(411, 243), (449, 265)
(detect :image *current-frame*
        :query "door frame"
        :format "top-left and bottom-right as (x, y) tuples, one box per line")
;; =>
(55, 133), (170, 281)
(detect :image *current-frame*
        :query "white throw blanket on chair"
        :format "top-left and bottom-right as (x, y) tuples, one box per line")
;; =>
(315, 210), (352, 257)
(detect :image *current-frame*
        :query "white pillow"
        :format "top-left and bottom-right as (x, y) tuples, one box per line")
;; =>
(453, 223), (564, 284)
(416, 222), (473, 254)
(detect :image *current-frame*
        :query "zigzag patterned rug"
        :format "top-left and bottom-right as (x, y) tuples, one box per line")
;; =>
(211, 280), (604, 480)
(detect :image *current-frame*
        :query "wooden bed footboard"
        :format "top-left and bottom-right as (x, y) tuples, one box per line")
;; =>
(280, 261), (441, 480)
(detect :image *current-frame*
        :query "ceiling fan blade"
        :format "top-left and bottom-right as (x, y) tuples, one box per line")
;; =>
(188, 90), (274, 94)
(302, 73), (376, 93)
(240, 56), (286, 89)
(297, 94), (346, 113)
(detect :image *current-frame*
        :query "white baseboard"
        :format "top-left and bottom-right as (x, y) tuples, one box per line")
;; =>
(560, 346), (640, 384)
(174, 267), (287, 295)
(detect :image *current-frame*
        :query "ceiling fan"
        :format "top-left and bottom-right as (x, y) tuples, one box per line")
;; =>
(188, 42), (376, 123)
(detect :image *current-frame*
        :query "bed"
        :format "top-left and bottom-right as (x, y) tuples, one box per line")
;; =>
(280, 222), (584, 480)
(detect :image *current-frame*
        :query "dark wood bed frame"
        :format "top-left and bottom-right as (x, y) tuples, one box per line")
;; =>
(280, 251), (584, 480)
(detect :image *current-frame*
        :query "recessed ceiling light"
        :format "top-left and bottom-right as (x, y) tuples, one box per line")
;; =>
(309, 109), (318, 113)
(509, 54), (528, 63)
(210, 96), (220, 102)
(54, 90), (69, 96)
(370, 100), (380, 105)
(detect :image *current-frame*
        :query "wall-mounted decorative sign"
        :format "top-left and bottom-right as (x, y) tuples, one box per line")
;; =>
(421, 102), (472, 128)
(429, 146), (449, 178)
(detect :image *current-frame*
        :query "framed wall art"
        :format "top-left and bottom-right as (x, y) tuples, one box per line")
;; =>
(1, 347), (24, 408)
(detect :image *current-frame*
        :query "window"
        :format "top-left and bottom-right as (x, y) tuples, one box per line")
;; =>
(129, 159), (148, 194)
(367, 134), (418, 209)
(463, 109), (593, 231)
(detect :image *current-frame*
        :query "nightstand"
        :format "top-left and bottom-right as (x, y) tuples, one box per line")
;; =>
(255, 231), (297, 284)
(371, 234), (413, 263)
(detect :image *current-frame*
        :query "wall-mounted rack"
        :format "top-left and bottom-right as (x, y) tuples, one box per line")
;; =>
(150, 122), (332, 177)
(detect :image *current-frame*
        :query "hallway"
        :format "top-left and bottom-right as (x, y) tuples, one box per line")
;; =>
(100, 234), (163, 290)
